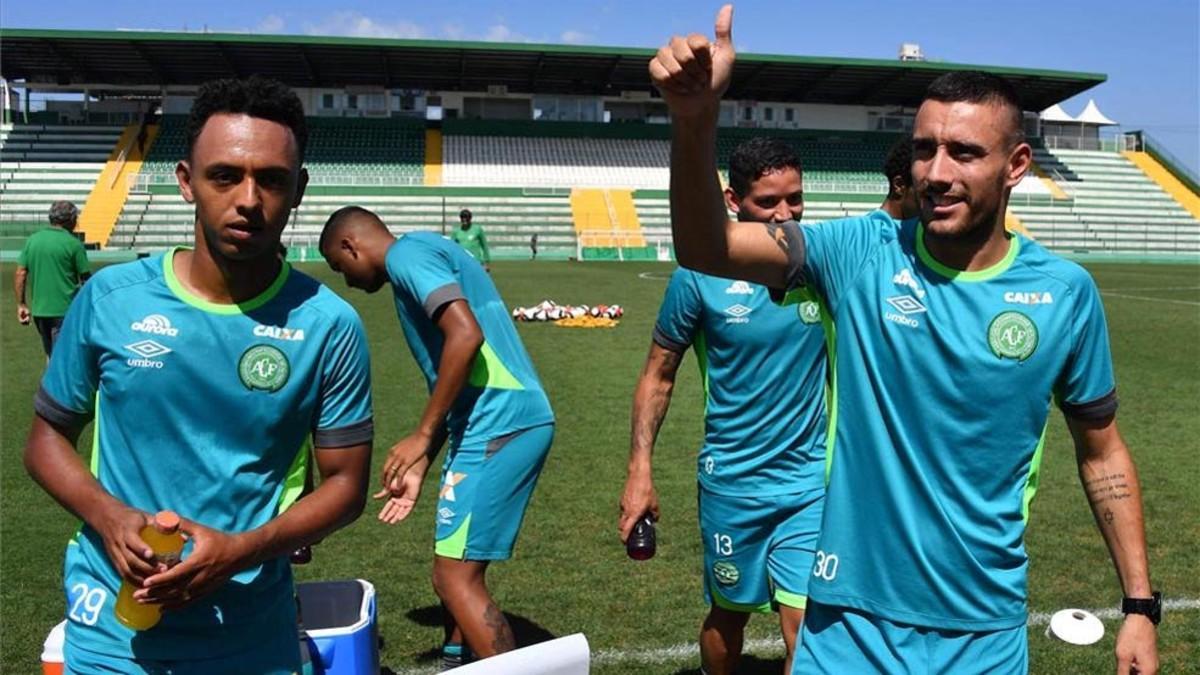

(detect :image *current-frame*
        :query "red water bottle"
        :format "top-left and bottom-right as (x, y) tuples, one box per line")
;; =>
(626, 515), (657, 560)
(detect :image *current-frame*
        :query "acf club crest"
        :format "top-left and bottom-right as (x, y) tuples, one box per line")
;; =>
(712, 560), (740, 586)
(238, 345), (290, 392)
(987, 311), (1038, 361)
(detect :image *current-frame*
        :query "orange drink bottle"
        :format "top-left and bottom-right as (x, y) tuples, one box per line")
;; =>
(114, 511), (185, 630)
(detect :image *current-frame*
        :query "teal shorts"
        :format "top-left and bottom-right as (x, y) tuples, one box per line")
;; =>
(64, 623), (302, 674)
(792, 601), (1028, 674)
(435, 423), (553, 561)
(699, 487), (824, 613)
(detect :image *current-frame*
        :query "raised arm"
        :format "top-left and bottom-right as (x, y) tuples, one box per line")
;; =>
(650, 5), (793, 286)
(1068, 415), (1158, 675)
(618, 342), (685, 541)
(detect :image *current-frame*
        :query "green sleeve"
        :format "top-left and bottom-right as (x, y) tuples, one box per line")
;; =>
(74, 242), (90, 277)
(17, 239), (29, 267)
(478, 227), (490, 263)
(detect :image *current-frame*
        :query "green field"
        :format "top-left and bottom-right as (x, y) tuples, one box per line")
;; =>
(2, 260), (1197, 674)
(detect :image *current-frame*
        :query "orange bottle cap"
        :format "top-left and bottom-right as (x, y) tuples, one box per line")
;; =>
(154, 511), (181, 532)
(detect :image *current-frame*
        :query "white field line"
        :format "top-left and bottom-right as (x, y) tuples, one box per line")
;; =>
(1108, 286), (1200, 291)
(637, 271), (671, 281)
(391, 599), (1200, 673)
(1100, 291), (1200, 307)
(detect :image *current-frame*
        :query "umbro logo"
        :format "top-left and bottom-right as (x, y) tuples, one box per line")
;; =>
(125, 340), (171, 369)
(885, 295), (927, 315)
(724, 304), (752, 324)
(131, 314), (179, 337)
(725, 281), (754, 295)
(126, 340), (172, 358)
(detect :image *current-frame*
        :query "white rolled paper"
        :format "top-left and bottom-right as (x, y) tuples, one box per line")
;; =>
(450, 633), (590, 674)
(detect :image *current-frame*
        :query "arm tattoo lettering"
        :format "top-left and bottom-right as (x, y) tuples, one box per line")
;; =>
(1084, 472), (1133, 510)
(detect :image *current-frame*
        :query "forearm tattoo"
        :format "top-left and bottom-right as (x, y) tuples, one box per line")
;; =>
(1084, 472), (1133, 527)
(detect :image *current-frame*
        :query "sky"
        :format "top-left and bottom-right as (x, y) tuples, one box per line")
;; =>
(3, 0), (1197, 173)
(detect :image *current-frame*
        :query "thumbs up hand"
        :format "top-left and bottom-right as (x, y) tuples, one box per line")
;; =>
(648, 4), (736, 118)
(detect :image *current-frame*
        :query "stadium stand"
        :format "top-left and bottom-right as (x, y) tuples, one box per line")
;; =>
(1009, 143), (1200, 255)
(0, 124), (124, 250)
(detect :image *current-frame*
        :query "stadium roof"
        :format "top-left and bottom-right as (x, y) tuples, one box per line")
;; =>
(0, 29), (1105, 110)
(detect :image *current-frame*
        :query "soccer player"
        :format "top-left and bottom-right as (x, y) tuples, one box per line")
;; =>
(880, 137), (919, 220)
(649, 7), (1159, 673)
(618, 136), (825, 675)
(451, 208), (492, 271)
(23, 76), (374, 674)
(14, 200), (91, 357)
(319, 207), (554, 668)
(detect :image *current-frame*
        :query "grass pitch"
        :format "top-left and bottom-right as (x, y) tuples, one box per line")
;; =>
(2, 260), (1197, 673)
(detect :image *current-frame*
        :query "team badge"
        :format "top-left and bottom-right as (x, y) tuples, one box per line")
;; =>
(712, 561), (740, 586)
(987, 311), (1038, 361)
(238, 345), (290, 392)
(798, 301), (821, 324)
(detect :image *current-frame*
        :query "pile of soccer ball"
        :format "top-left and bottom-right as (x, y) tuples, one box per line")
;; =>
(511, 300), (624, 322)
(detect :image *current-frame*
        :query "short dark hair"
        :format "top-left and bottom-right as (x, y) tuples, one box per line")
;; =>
(923, 71), (1025, 145)
(186, 76), (308, 161)
(728, 137), (803, 196)
(319, 205), (377, 253)
(48, 200), (79, 226)
(459, 208), (472, 219)
(883, 137), (912, 198)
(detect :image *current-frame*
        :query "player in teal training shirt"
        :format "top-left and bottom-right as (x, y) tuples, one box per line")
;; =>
(619, 137), (826, 675)
(651, 10), (1159, 674)
(320, 207), (554, 668)
(24, 77), (374, 674)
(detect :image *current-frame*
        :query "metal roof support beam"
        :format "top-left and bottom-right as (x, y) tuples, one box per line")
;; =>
(853, 68), (911, 106)
(458, 52), (468, 90)
(728, 62), (769, 100)
(42, 40), (95, 83)
(129, 42), (169, 85)
(298, 46), (320, 86)
(797, 65), (842, 102)
(214, 43), (244, 78)
(528, 53), (545, 91)
(379, 49), (392, 88)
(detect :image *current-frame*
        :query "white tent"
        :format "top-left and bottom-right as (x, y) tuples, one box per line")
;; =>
(1039, 103), (1075, 122)
(1076, 99), (1117, 126)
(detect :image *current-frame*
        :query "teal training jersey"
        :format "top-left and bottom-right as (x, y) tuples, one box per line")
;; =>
(775, 210), (1117, 630)
(36, 248), (374, 660)
(386, 232), (553, 446)
(654, 268), (827, 497)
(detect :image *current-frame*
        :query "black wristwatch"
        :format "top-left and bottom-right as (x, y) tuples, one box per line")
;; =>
(1122, 591), (1162, 625)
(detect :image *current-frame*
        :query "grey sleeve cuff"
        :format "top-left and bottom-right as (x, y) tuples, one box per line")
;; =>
(34, 386), (92, 431)
(313, 417), (375, 449)
(1060, 389), (1119, 421)
(423, 282), (466, 319)
(652, 325), (690, 353)
(779, 220), (807, 291)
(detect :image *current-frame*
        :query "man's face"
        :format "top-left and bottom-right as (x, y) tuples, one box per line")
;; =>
(176, 113), (308, 261)
(727, 167), (804, 223)
(911, 99), (1029, 240)
(460, 214), (472, 230)
(321, 221), (387, 294)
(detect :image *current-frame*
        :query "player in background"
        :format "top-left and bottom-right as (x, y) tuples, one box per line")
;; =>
(14, 200), (91, 358)
(320, 207), (554, 669)
(879, 137), (919, 220)
(619, 136), (826, 675)
(649, 6), (1158, 673)
(24, 76), (374, 674)
(451, 208), (492, 272)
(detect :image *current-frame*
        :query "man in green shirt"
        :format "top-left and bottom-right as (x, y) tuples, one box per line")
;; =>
(14, 200), (91, 356)
(451, 208), (491, 271)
